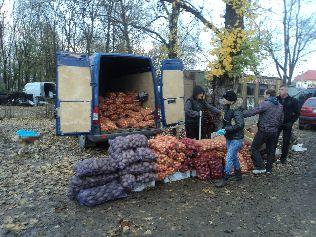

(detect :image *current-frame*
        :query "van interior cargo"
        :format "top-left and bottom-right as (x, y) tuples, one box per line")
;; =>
(98, 55), (156, 132)
(99, 56), (155, 109)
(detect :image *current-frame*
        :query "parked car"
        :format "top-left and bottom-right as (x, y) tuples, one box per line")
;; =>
(299, 97), (316, 129)
(55, 52), (185, 148)
(294, 88), (316, 109)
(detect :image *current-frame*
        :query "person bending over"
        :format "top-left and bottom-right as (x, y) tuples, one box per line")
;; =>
(243, 89), (284, 174)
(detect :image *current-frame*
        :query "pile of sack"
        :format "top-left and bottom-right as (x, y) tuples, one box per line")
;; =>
(109, 134), (156, 189)
(193, 137), (225, 180)
(99, 92), (155, 132)
(194, 136), (253, 179)
(68, 134), (156, 206)
(149, 135), (186, 181)
(179, 138), (201, 172)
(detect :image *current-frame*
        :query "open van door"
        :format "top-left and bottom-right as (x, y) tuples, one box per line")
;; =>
(56, 52), (92, 135)
(160, 59), (185, 126)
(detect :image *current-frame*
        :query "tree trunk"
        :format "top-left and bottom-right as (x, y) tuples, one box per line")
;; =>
(212, 1), (245, 105)
(119, 0), (132, 53)
(168, 0), (180, 58)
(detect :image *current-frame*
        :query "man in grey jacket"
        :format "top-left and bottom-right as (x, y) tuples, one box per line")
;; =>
(243, 89), (284, 174)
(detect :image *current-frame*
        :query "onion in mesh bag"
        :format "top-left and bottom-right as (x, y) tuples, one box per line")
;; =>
(76, 180), (127, 206)
(74, 157), (118, 177)
(67, 173), (119, 200)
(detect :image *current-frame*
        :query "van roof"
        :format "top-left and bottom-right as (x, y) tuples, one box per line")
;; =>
(92, 53), (151, 61)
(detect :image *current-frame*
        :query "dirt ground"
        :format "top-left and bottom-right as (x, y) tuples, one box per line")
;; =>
(0, 115), (315, 237)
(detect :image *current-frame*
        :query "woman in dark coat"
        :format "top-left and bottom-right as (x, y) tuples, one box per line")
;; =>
(184, 86), (221, 139)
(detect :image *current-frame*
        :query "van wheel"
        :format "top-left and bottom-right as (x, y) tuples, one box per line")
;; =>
(78, 135), (94, 149)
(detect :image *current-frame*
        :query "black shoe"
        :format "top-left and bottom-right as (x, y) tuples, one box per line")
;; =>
(215, 175), (229, 188)
(280, 159), (287, 164)
(234, 169), (242, 181)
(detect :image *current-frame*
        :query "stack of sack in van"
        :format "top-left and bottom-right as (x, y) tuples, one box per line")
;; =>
(67, 135), (156, 206)
(99, 92), (155, 132)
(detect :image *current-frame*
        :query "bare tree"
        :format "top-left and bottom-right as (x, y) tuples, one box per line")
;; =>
(267, 0), (316, 84)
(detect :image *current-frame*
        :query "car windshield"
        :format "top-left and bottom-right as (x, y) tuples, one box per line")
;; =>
(304, 99), (316, 107)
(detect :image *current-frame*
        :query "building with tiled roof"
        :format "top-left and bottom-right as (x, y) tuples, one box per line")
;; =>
(294, 70), (316, 89)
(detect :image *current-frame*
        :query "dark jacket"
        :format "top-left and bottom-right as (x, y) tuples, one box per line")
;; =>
(185, 97), (220, 124)
(277, 95), (300, 125)
(223, 104), (245, 140)
(243, 96), (284, 133)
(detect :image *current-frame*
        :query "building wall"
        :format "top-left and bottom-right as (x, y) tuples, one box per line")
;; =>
(296, 80), (316, 89)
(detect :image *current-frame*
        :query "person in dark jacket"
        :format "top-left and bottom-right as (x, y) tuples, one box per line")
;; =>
(216, 90), (245, 188)
(185, 86), (221, 139)
(243, 89), (284, 174)
(276, 85), (300, 164)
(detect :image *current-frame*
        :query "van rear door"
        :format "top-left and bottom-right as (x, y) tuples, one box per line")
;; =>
(56, 52), (92, 135)
(160, 59), (185, 126)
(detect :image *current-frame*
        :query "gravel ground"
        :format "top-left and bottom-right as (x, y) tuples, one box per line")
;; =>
(0, 116), (315, 237)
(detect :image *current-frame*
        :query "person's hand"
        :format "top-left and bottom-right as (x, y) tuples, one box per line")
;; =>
(216, 129), (226, 136)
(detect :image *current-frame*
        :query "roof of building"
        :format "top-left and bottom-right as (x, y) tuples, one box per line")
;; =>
(294, 70), (316, 81)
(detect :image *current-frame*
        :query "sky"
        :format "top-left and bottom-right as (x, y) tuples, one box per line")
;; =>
(1, 0), (316, 79)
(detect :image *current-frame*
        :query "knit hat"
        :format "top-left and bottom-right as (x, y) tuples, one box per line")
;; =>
(192, 86), (205, 98)
(223, 90), (237, 102)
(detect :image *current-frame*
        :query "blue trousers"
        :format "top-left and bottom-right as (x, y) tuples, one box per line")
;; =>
(224, 139), (244, 175)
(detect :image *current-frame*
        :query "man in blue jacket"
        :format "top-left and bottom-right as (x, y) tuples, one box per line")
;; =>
(243, 89), (284, 174)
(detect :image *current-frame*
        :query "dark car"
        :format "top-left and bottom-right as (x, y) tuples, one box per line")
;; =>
(294, 88), (316, 108)
(299, 97), (316, 129)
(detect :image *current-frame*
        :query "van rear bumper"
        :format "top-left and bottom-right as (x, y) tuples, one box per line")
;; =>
(87, 128), (162, 142)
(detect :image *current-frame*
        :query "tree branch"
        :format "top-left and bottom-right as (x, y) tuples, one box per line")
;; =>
(111, 17), (169, 47)
(160, 0), (220, 35)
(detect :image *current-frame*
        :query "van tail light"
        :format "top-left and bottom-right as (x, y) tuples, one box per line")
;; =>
(92, 106), (100, 125)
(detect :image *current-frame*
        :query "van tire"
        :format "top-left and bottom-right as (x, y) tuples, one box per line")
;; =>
(78, 135), (94, 149)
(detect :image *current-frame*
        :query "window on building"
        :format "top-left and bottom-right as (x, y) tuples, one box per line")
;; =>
(247, 83), (255, 95)
(259, 84), (268, 95)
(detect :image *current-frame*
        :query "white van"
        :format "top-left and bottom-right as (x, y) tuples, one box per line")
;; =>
(23, 82), (56, 104)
